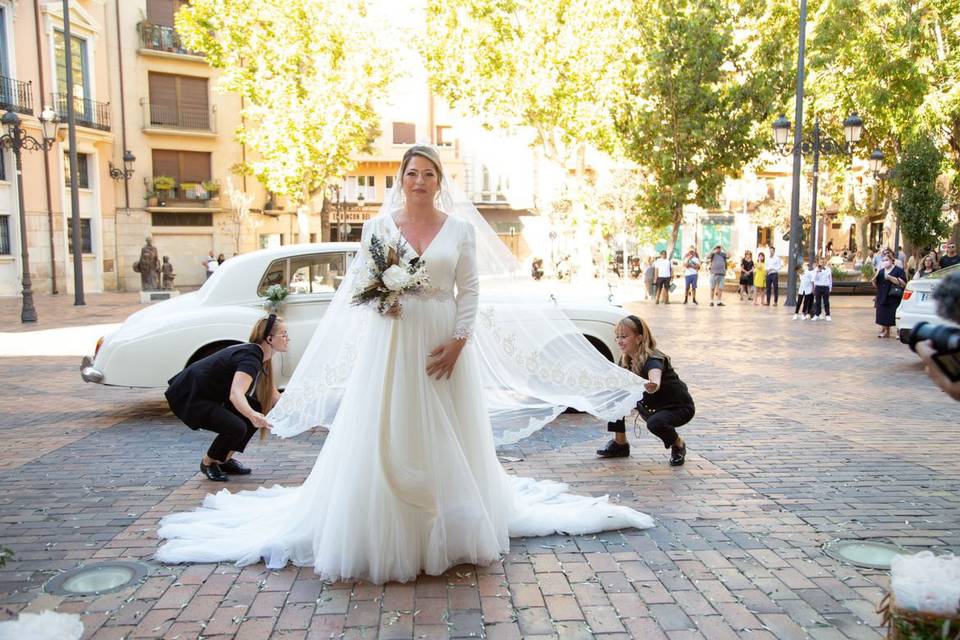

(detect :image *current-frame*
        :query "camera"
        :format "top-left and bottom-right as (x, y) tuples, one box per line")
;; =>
(909, 322), (960, 382)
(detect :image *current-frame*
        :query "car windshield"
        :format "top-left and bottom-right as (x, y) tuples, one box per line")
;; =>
(925, 263), (960, 279)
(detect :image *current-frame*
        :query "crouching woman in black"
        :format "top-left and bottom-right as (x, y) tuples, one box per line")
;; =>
(165, 314), (288, 482)
(597, 315), (695, 466)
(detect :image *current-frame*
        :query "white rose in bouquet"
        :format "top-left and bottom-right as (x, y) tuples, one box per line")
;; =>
(381, 265), (412, 291)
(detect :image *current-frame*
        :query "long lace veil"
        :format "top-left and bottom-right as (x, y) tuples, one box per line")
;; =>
(268, 160), (648, 444)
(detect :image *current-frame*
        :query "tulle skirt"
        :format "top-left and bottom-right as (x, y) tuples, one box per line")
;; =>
(156, 298), (653, 584)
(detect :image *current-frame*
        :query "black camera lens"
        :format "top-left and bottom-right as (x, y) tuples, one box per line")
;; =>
(909, 321), (960, 354)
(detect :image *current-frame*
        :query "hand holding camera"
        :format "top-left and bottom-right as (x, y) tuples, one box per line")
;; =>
(909, 271), (960, 400)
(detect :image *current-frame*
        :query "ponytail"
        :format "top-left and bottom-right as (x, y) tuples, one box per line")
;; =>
(248, 315), (282, 439)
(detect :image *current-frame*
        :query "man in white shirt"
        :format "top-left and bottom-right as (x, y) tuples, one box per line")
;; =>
(811, 259), (833, 321)
(654, 250), (672, 304)
(202, 250), (218, 281)
(766, 247), (782, 306)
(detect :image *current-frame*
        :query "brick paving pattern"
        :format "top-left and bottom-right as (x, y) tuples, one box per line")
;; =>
(0, 291), (957, 639)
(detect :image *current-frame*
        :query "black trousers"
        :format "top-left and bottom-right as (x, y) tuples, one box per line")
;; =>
(795, 292), (813, 315)
(191, 400), (259, 462)
(765, 272), (779, 305)
(608, 403), (695, 448)
(813, 285), (831, 316)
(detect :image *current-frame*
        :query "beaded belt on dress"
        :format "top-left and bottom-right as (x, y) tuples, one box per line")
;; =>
(406, 287), (454, 302)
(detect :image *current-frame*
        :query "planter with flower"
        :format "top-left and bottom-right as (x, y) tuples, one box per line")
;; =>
(263, 284), (289, 313)
(152, 176), (177, 206)
(202, 180), (221, 206)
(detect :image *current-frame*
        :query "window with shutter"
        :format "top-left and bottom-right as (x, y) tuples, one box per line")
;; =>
(179, 76), (209, 129)
(151, 149), (211, 202)
(392, 122), (415, 144)
(146, 0), (188, 26)
(148, 73), (178, 126)
(148, 73), (209, 130)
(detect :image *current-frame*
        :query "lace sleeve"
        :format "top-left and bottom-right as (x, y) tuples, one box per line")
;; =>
(453, 222), (479, 340)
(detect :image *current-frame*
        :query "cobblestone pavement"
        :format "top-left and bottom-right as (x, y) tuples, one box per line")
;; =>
(0, 290), (957, 639)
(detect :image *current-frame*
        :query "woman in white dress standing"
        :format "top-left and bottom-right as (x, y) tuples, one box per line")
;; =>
(156, 146), (654, 584)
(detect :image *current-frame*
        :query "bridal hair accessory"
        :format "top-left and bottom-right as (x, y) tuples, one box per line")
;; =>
(351, 233), (430, 317)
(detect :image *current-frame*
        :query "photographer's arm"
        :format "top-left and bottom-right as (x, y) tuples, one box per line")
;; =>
(915, 341), (960, 401)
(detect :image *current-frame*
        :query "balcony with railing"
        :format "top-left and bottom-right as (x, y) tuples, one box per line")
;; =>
(0, 76), (33, 115)
(141, 99), (216, 135)
(50, 93), (111, 132)
(137, 22), (204, 58)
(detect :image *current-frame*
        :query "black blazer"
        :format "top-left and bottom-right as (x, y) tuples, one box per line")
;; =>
(165, 343), (263, 429)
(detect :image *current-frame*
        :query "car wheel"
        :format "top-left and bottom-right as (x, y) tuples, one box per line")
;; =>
(187, 341), (241, 366)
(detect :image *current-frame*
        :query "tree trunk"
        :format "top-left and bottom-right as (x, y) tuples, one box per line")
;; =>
(668, 202), (683, 258)
(320, 196), (331, 243)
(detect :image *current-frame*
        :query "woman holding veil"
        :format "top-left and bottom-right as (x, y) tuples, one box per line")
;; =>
(157, 146), (654, 584)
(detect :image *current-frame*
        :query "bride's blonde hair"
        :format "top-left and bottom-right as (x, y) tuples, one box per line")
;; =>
(400, 145), (444, 195)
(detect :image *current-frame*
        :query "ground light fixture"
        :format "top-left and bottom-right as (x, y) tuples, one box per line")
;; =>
(44, 560), (151, 596)
(822, 539), (907, 570)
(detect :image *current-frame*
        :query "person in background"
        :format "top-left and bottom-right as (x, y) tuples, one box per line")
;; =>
(643, 257), (657, 301)
(654, 250), (672, 304)
(708, 245), (728, 307)
(897, 246), (907, 268)
(217, 253), (226, 265)
(683, 247), (701, 305)
(598, 315), (694, 465)
(739, 251), (755, 301)
(872, 254), (908, 338)
(202, 250), (218, 280)
(906, 253), (918, 279)
(794, 263), (815, 320)
(914, 253), (939, 280)
(854, 252), (865, 270)
(811, 259), (833, 322)
(765, 247), (782, 306)
(939, 241), (959, 269)
(753, 252), (767, 306)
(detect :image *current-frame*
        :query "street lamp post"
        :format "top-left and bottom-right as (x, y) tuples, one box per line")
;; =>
(0, 108), (58, 323)
(773, 112), (863, 303)
(868, 149), (898, 252)
(109, 149), (136, 207)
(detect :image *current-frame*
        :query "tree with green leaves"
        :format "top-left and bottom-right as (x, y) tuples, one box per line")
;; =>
(892, 134), (949, 254)
(613, 0), (794, 256)
(175, 0), (393, 240)
(422, 0), (630, 171)
(807, 0), (960, 242)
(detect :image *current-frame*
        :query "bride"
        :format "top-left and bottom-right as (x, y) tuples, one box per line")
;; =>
(156, 146), (654, 584)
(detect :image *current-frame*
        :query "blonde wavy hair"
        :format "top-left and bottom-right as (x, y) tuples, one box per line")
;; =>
(617, 315), (669, 375)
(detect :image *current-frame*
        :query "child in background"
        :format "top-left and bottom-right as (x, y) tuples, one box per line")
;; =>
(794, 264), (815, 320)
(812, 259), (833, 322)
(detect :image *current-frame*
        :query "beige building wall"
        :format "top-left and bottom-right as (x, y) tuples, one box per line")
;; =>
(1, 0), (118, 298)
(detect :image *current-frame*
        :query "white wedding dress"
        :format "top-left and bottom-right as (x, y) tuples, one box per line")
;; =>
(156, 214), (653, 584)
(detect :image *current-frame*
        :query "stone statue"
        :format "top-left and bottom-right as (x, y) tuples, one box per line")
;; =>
(161, 256), (176, 290)
(133, 237), (161, 291)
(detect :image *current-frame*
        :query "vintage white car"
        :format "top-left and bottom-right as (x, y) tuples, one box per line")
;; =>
(81, 243), (625, 388)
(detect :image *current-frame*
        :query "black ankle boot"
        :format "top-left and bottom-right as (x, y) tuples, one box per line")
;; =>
(596, 439), (630, 458)
(669, 441), (686, 466)
(201, 461), (229, 482)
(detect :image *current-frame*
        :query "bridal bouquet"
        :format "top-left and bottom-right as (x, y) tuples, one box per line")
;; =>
(351, 233), (429, 317)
